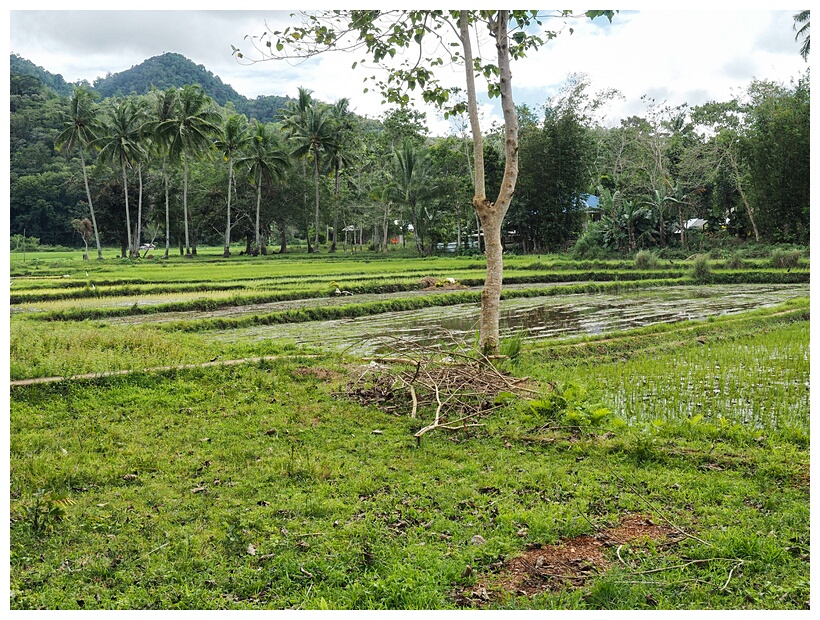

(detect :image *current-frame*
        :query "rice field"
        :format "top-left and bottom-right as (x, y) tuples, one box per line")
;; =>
(9, 250), (810, 610)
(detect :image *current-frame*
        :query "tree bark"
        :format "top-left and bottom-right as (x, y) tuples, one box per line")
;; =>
(279, 226), (288, 253)
(183, 153), (191, 256)
(726, 148), (760, 242)
(330, 163), (340, 252)
(132, 163), (143, 258)
(121, 163), (133, 259)
(163, 157), (171, 259)
(254, 178), (262, 255)
(460, 11), (518, 354)
(79, 151), (103, 260)
(313, 148), (321, 251)
(224, 155), (234, 257)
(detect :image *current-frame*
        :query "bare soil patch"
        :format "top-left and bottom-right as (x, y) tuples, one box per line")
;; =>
(454, 513), (682, 607)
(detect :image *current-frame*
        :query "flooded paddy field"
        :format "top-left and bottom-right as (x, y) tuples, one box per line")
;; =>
(212, 283), (808, 355)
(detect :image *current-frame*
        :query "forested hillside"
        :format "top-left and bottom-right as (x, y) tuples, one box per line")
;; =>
(10, 52), (292, 123)
(9, 52), (810, 256)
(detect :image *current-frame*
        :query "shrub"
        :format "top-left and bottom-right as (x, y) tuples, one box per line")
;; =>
(691, 254), (712, 282)
(770, 249), (802, 269)
(634, 250), (658, 270)
(724, 254), (745, 270)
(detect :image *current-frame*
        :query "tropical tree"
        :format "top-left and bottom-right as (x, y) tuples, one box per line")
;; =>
(71, 217), (94, 260)
(157, 84), (221, 256)
(794, 10), (810, 61)
(385, 138), (437, 255)
(288, 102), (335, 251)
(640, 188), (672, 247)
(97, 96), (147, 258)
(663, 179), (698, 248)
(327, 98), (357, 252)
(215, 112), (250, 256)
(54, 85), (104, 259)
(129, 96), (151, 257)
(280, 87), (318, 252)
(238, 122), (290, 254)
(148, 86), (179, 258)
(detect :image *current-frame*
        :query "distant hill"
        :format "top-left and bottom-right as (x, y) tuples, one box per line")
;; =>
(91, 52), (241, 104)
(9, 52), (292, 124)
(10, 54), (78, 97)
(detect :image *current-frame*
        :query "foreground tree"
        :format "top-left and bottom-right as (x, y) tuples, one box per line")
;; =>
(54, 85), (104, 259)
(235, 10), (615, 353)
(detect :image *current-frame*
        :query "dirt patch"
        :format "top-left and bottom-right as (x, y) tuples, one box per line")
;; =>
(454, 513), (682, 607)
(418, 276), (468, 291)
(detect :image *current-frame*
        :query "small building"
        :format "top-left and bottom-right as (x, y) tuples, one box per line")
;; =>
(581, 194), (601, 229)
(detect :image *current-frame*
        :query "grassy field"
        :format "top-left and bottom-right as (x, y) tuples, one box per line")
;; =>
(8, 249), (810, 610)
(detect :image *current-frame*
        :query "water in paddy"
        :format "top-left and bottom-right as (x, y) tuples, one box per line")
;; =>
(216, 284), (808, 355)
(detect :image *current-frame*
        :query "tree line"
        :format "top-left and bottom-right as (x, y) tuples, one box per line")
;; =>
(10, 65), (810, 258)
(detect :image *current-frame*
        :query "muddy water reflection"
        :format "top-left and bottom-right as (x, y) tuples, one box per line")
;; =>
(217, 284), (808, 355)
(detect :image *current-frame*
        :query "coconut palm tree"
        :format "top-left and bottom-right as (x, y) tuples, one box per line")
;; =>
(280, 87), (316, 251)
(97, 97), (147, 258)
(326, 98), (357, 252)
(794, 10), (810, 61)
(129, 96), (151, 257)
(282, 87), (335, 251)
(148, 86), (178, 259)
(238, 122), (290, 254)
(157, 84), (221, 256)
(289, 103), (335, 251)
(385, 138), (437, 255)
(54, 85), (104, 260)
(215, 113), (250, 257)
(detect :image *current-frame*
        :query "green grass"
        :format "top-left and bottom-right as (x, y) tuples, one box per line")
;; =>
(9, 251), (809, 609)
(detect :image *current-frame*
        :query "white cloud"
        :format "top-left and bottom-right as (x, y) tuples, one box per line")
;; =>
(8, 8), (808, 133)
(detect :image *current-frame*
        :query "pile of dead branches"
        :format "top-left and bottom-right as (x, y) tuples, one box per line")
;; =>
(347, 340), (540, 443)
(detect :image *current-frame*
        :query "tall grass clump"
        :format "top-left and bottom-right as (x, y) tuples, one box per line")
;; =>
(724, 253), (745, 270)
(691, 254), (711, 282)
(770, 249), (802, 269)
(633, 250), (658, 270)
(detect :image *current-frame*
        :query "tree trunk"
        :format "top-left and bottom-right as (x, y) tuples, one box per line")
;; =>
(254, 179), (262, 255)
(460, 10), (518, 354)
(382, 204), (390, 254)
(121, 163), (133, 259)
(313, 149), (321, 251)
(79, 151), (103, 260)
(411, 204), (424, 256)
(132, 163), (143, 258)
(456, 202), (462, 251)
(330, 164), (340, 252)
(727, 149), (760, 242)
(183, 154), (191, 256)
(163, 157), (171, 259)
(224, 156), (234, 257)
(279, 226), (288, 254)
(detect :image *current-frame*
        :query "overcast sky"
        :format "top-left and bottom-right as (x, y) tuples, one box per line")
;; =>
(7, 5), (809, 134)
